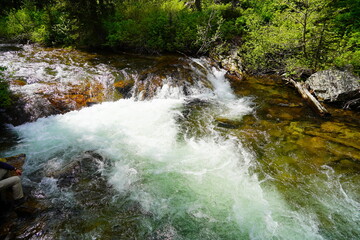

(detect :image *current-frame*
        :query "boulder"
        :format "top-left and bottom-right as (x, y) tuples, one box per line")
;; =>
(210, 44), (244, 82)
(220, 48), (244, 78)
(305, 70), (360, 110)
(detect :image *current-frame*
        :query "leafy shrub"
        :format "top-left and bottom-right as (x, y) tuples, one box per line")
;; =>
(50, 12), (79, 46)
(334, 32), (360, 75)
(4, 7), (49, 43)
(0, 17), (7, 37)
(171, 11), (201, 52)
(104, 0), (229, 53)
(5, 8), (34, 41)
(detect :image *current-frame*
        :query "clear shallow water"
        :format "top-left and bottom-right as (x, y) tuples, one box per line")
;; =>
(1, 45), (359, 239)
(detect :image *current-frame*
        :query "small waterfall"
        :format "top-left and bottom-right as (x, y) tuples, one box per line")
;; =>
(1, 45), (359, 239)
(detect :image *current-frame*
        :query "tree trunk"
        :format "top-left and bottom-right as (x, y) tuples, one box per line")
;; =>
(302, 11), (308, 59)
(195, 0), (202, 11)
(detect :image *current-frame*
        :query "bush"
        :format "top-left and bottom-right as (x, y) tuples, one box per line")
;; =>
(171, 11), (201, 52)
(334, 32), (360, 75)
(0, 17), (7, 37)
(4, 7), (49, 43)
(50, 12), (79, 46)
(104, 1), (229, 53)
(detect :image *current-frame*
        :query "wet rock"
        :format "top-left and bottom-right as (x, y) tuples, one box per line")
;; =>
(13, 97), (61, 124)
(0, 151), (115, 239)
(46, 151), (106, 188)
(114, 80), (135, 98)
(0, 45), (115, 125)
(305, 70), (360, 110)
(211, 44), (244, 82)
(225, 71), (242, 82)
(14, 198), (44, 217)
(132, 56), (211, 100)
(86, 101), (98, 107)
(215, 118), (243, 129)
(133, 74), (165, 100)
(3, 81), (107, 126)
(341, 90), (360, 110)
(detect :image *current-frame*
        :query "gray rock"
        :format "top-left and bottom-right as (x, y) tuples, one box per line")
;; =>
(221, 47), (243, 75)
(210, 43), (244, 81)
(305, 70), (360, 103)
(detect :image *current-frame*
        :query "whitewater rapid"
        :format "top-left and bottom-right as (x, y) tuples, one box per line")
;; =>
(4, 57), (329, 239)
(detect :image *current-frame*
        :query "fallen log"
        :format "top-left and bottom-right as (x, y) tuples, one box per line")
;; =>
(286, 78), (331, 117)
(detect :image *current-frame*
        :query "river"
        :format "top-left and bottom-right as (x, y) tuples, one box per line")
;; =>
(0, 44), (359, 239)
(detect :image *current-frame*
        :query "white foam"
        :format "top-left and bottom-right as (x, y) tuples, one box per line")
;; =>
(5, 53), (328, 238)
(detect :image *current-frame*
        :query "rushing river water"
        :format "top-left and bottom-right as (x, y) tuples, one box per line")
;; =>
(0, 44), (359, 239)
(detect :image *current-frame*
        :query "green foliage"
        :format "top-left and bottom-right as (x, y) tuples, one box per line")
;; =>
(240, 0), (360, 75)
(333, 0), (360, 33)
(104, 0), (228, 53)
(0, 67), (12, 109)
(172, 11), (202, 51)
(0, 0), (359, 75)
(3, 5), (49, 43)
(50, 10), (79, 46)
(6, 8), (35, 40)
(0, 17), (7, 37)
(196, 9), (224, 54)
(0, 0), (22, 16)
(334, 32), (360, 75)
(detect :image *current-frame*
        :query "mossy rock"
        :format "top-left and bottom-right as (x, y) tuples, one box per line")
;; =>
(215, 117), (243, 129)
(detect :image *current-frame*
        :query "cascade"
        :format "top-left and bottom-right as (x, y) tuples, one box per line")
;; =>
(0, 44), (359, 239)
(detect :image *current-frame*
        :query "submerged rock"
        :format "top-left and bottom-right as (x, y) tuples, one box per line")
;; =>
(305, 70), (360, 110)
(0, 151), (115, 239)
(215, 118), (243, 129)
(45, 151), (107, 188)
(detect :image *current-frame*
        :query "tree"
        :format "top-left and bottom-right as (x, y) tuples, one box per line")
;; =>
(0, 0), (22, 16)
(241, 0), (339, 73)
(284, 0), (336, 66)
(56, 0), (115, 46)
(195, 0), (202, 11)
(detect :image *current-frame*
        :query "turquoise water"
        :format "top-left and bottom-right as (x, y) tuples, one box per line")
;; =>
(1, 45), (359, 239)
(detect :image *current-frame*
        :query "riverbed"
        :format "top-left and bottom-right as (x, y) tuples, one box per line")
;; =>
(0, 44), (359, 239)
